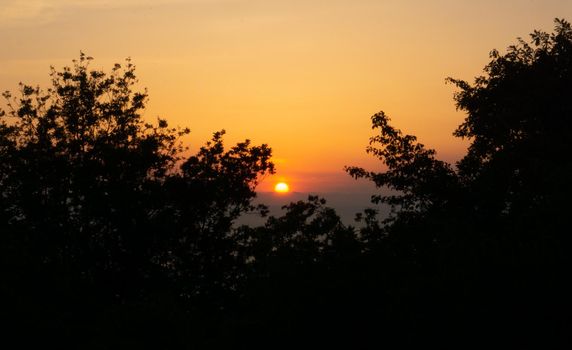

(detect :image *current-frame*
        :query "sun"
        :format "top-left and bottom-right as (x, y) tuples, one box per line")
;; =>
(274, 182), (290, 193)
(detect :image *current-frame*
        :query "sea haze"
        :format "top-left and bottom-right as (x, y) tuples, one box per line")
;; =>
(238, 191), (391, 227)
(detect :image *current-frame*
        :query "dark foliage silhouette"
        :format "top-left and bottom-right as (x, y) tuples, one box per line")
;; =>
(0, 53), (274, 347)
(345, 18), (572, 347)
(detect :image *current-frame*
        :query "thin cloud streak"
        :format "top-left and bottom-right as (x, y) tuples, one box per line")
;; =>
(0, 0), (236, 26)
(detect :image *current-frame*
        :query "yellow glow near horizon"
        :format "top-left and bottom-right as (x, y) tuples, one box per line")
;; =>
(274, 182), (290, 193)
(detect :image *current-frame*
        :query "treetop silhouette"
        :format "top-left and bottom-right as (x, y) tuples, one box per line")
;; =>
(0, 52), (274, 305)
(348, 18), (572, 229)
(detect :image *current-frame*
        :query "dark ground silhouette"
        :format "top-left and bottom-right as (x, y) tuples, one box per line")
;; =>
(1, 19), (571, 349)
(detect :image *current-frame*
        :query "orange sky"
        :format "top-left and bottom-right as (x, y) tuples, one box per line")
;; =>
(2, 0), (571, 193)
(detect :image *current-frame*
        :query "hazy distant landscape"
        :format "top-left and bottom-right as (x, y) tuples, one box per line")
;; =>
(241, 191), (391, 226)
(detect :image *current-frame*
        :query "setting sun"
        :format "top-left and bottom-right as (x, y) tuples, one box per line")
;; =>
(274, 182), (290, 193)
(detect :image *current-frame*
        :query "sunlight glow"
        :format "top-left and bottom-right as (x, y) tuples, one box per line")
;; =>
(274, 182), (290, 193)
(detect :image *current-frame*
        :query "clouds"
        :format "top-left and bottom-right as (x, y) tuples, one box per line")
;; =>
(0, 0), (229, 26)
(0, 0), (48, 23)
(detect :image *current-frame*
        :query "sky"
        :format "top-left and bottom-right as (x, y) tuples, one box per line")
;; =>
(1, 0), (571, 193)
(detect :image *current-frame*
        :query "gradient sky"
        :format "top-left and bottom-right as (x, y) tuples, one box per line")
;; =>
(2, 0), (571, 193)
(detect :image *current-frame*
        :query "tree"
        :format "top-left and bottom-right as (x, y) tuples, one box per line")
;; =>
(347, 18), (572, 240)
(229, 196), (364, 349)
(345, 111), (459, 225)
(345, 18), (572, 347)
(449, 18), (572, 224)
(0, 53), (274, 346)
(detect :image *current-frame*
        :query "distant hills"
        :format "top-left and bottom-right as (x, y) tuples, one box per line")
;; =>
(238, 191), (391, 227)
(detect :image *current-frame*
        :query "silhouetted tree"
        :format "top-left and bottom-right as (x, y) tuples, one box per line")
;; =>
(345, 18), (572, 347)
(449, 19), (572, 228)
(0, 53), (274, 347)
(228, 196), (364, 348)
(346, 111), (459, 226)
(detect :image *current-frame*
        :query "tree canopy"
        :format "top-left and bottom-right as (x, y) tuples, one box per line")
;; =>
(344, 18), (572, 347)
(0, 53), (276, 346)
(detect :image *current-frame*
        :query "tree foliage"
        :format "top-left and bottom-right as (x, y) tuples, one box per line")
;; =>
(449, 18), (572, 222)
(0, 53), (275, 345)
(346, 111), (458, 221)
(348, 18), (572, 228)
(344, 18), (572, 347)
